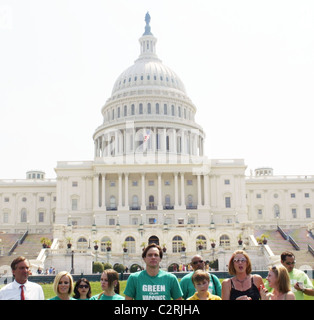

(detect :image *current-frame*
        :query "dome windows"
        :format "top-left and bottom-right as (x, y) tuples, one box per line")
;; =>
(104, 102), (194, 123)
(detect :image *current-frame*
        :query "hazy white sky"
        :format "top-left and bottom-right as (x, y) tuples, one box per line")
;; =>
(1, 0), (314, 179)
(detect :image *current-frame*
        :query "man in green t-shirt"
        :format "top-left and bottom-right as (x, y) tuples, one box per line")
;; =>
(124, 243), (183, 300)
(180, 254), (221, 300)
(281, 251), (314, 300)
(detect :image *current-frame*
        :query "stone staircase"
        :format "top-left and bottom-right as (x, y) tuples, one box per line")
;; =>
(0, 233), (53, 269)
(254, 227), (314, 269)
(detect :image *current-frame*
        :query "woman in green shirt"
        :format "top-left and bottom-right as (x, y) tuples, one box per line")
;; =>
(90, 269), (124, 300)
(49, 271), (76, 300)
(73, 278), (92, 300)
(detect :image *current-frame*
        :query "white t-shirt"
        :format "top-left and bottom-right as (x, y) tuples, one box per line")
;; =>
(0, 280), (45, 300)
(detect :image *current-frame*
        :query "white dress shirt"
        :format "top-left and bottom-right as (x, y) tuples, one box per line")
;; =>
(0, 279), (45, 300)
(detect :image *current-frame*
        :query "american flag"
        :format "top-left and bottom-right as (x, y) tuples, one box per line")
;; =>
(143, 130), (150, 142)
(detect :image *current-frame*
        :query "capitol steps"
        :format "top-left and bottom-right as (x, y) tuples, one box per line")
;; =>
(0, 233), (53, 269)
(255, 227), (314, 269)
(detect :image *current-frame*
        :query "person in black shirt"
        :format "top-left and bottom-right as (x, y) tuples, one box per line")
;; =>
(222, 250), (264, 300)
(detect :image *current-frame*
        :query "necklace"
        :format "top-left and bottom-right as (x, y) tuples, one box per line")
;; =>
(235, 275), (249, 288)
(235, 275), (248, 283)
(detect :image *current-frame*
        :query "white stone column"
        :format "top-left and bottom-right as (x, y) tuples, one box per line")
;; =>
(141, 173), (146, 210)
(101, 174), (106, 209)
(118, 173), (123, 209)
(158, 173), (162, 210)
(180, 172), (185, 208)
(204, 174), (210, 208)
(124, 173), (129, 209)
(197, 174), (202, 207)
(93, 174), (99, 209)
(81, 177), (86, 210)
(174, 172), (179, 208)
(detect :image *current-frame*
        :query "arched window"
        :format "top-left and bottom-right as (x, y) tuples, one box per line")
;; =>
(77, 237), (88, 250)
(172, 235), (183, 253)
(21, 208), (27, 223)
(147, 103), (151, 114)
(219, 234), (230, 247)
(156, 103), (159, 114)
(125, 236), (135, 253)
(196, 235), (207, 250)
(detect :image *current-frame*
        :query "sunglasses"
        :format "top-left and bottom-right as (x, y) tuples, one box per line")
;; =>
(233, 258), (247, 263)
(284, 261), (296, 266)
(192, 260), (204, 265)
(78, 285), (89, 289)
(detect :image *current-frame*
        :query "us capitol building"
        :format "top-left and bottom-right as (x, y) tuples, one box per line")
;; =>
(1, 14), (313, 273)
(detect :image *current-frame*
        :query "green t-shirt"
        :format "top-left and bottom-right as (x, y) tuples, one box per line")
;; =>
(49, 296), (76, 300)
(124, 269), (183, 300)
(180, 272), (222, 300)
(288, 268), (314, 300)
(90, 293), (124, 300)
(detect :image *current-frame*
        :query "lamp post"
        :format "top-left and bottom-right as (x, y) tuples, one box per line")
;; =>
(70, 250), (74, 274)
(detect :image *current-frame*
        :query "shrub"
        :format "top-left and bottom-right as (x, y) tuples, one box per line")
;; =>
(130, 264), (141, 273)
(113, 263), (125, 273)
(103, 262), (112, 270)
(92, 261), (104, 273)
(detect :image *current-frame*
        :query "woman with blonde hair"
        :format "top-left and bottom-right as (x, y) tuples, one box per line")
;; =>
(260, 265), (295, 300)
(49, 271), (76, 300)
(222, 250), (264, 300)
(90, 269), (124, 300)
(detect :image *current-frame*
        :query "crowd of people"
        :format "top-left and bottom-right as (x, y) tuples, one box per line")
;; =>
(0, 247), (313, 300)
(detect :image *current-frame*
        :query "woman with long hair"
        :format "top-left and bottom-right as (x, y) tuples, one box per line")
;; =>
(222, 250), (264, 300)
(260, 265), (295, 300)
(90, 269), (124, 300)
(49, 271), (76, 300)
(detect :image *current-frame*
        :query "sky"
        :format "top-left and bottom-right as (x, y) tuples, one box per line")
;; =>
(1, 0), (314, 179)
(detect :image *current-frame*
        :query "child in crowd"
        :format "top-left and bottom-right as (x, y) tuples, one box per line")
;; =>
(187, 270), (221, 300)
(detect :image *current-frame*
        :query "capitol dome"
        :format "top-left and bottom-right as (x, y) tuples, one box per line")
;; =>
(111, 59), (187, 96)
(111, 12), (186, 97)
(93, 13), (205, 162)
